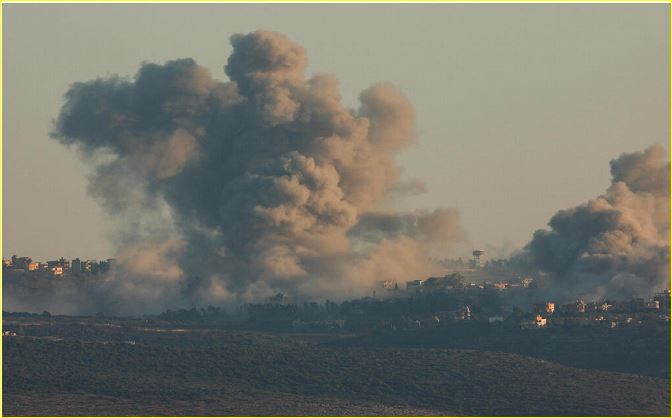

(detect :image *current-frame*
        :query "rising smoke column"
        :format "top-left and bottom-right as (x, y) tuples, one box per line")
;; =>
(525, 145), (670, 299)
(50, 31), (463, 312)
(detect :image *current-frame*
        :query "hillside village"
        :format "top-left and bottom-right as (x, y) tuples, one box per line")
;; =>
(3, 252), (670, 333)
(3, 255), (115, 276)
(242, 276), (671, 333)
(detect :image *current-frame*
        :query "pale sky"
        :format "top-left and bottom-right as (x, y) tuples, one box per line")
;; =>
(3, 3), (669, 261)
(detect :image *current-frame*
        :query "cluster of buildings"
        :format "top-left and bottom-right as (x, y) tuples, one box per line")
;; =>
(534, 294), (670, 315)
(373, 250), (539, 298)
(373, 274), (535, 298)
(369, 248), (670, 330)
(520, 292), (672, 329)
(2, 255), (116, 277)
(369, 290), (671, 332)
(370, 269), (670, 331)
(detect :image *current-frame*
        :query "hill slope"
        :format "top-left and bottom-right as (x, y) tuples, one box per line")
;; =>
(3, 329), (670, 416)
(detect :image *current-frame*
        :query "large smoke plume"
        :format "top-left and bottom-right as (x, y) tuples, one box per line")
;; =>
(44, 31), (464, 314)
(523, 145), (670, 299)
(8, 31), (667, 315)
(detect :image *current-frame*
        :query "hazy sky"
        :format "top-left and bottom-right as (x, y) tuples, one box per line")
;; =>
(3, 3), (669, 261)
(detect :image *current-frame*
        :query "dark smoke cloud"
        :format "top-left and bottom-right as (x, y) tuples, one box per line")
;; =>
(350, 208), (465, 255)
(524, 145), (670, 299)
(41, 31), (464, 314)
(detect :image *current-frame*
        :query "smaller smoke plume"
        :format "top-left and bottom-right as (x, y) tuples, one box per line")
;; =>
(524, 145), (670, 299)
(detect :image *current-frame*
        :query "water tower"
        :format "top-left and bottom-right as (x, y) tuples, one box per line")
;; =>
(472, 250), (485, 268)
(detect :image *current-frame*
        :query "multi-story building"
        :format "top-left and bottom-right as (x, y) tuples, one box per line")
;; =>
(81, 260), (99, 274)
(71, 258), (82, 273)
(561, 300), (587, 314)
(11, 255), (32, 270)
(533, 302), (555, 315)
(521, 315), (547, 329)
(654, 290), (671, 310)
(520, 277), (535, 288)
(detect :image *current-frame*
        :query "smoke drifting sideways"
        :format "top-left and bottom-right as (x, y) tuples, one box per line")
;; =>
(30, 31), (466, 315)
(522, 145), (670, 300)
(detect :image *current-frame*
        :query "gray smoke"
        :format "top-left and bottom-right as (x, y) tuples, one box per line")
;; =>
(350, 208), (465, 256)
(46, 31), (464, 314)
(524, 145), (670, 299)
